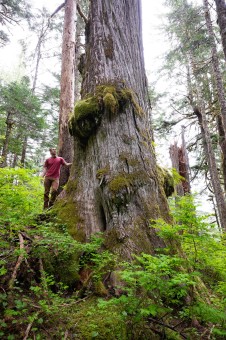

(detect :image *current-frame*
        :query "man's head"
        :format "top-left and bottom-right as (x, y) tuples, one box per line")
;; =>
(49, 148), (57, 157)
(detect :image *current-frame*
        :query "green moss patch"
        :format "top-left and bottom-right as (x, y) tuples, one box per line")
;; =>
(108, 175), (130, 193)
(69, 96), (101, 139)
(108, 170), (150, 194)
(53, 198), (85, 242)
(69, 83), (146, 141)
(157, 166), (174, 198)
(96, 166), (110, 180)
(67, 298), (127, 339)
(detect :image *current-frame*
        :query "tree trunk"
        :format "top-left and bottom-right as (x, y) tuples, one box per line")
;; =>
(74, 9), (83, 101)
(169, 131), (190, 197)
(188, 52), (226, 231)
(12, 153), (18, 168)
(169, 143), (185, 196)
(21, 135), (28, 166)
(203, 70), (226, 192)
(193, 105), (226, 231)
(63, 0), (170, 258)
(216, 114), (226, 192)
(0, 112), (14, 168)
(58, 0), (76, 190)
(193, 95), (226, 231)
(32, 23), (44, 93)
(181, 126), (191, 194)
(215, 0), (226, 61)
(203, 0), (226, 137)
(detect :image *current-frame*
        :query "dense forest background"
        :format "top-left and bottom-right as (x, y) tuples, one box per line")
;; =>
(1, 0), (226, 339)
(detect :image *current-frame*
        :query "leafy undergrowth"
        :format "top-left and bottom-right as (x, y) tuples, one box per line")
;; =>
(0, 168), (226, 339)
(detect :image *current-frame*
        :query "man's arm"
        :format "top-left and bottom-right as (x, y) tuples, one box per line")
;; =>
(41, 166), (47, 177)
(61, 158), (72, 167)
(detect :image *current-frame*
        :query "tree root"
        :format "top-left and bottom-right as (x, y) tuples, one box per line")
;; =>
(148, 317), (187, 339)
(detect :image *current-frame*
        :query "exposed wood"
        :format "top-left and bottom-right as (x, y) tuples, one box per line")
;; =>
(23, 313), (39, 340)
(8, 233), (25, 290)
(169, 143), (185, 196)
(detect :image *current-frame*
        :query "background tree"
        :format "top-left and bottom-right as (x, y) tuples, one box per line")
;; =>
(0, 78), (44, 167)
(58, 0), (76, 190)
(215, 0), (226, 61)
(0, 0), (31, 46)
(156, 0), (226, 229)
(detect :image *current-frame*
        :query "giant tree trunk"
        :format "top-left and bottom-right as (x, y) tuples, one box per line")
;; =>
(58, 0), (76, 189)
(63, 0), (170, 258)
(215, 0), (226, 61)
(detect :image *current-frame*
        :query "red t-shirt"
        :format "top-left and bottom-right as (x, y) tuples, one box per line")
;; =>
(44, 157), (66, 179)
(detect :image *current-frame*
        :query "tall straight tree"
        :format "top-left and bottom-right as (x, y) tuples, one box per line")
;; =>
(215, 0), (226, 61)
(203, 0), (226, 138)
(162, 0), (226, 230)
(58, 0), (76, 189)
(64, 0), (170, 258)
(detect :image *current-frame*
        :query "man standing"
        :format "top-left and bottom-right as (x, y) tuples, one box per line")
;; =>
(42, 148), (72, 209)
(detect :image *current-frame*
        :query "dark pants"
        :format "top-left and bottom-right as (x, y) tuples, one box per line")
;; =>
(44, 177), (59, 209)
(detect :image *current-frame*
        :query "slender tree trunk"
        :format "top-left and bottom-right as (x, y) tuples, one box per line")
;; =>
(216, 115), (226, 192)
(203, 0), (226, 137)
(188, 52), (226, 230)
(64, 0), (170, 258)
(215, 0), (226, 61)
(203, 70), (226, 192)
(32, 26), (43, 93)
(192, 87), (226, 231)
(12, 153), (18, 168)
(0, 112), (14, 168)
(74, 12), (82, 101)
(21, 135), (28, 166)
(193, 104), (226, 231)
(58, 0), (76, 189)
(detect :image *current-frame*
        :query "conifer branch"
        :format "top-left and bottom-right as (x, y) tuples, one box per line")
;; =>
(51, 2), (66, 18)
(77, 3), (88, 24)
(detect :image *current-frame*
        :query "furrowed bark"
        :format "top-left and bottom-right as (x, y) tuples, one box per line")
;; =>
(63, 0), (170, 259)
